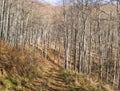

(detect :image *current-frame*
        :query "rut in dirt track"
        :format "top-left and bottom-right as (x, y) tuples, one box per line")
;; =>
(32, 59), (69, 91)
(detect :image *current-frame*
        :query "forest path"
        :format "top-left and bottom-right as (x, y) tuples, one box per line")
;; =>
(32, 57), (68, 91)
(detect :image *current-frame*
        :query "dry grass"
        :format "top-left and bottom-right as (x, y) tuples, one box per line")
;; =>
(0, 40), (115, 91)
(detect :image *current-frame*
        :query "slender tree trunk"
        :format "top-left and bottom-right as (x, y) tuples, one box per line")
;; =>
(63, 0), (68, 69)
(117, 0), (120, 90)
(78, 42), (82, 73)
(88, 21), (92, 74)
(0, 0), (6, 38)
(73, 29), (77, 71)
(106, 12), (112, 82)
(54, 33), (58, 62)
(97, 0), (103, 80)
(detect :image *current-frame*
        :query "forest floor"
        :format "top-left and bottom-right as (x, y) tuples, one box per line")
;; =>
(31, 56), (114, 91)
(0, 40), (115, 91)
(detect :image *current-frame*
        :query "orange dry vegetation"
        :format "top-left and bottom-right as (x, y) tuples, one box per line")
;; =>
(0, 39), (115, 91)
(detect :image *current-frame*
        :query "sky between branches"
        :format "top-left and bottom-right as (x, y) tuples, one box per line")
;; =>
(39, 0), (112, 5)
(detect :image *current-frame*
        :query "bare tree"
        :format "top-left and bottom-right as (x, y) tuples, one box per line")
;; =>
(117, 0), (120, 90)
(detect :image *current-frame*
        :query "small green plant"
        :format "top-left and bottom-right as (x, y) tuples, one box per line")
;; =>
(7, 77), (19, 86)
(63, 70), (71, 78)
(69, 86), (80, 91)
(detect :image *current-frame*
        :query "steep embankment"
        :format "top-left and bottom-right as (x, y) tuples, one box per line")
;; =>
(0, 40), (114, 91)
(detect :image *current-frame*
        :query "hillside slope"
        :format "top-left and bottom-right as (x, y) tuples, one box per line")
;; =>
(0, 40), (115, 91)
